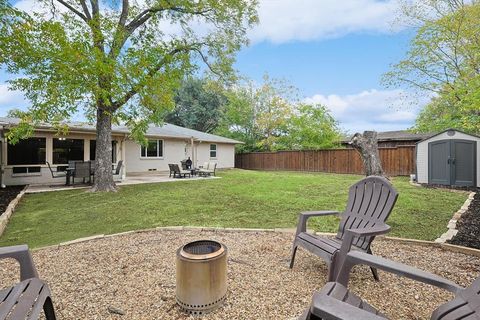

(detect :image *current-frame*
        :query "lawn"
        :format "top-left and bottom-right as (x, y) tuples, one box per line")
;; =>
(0, 169), (468, 248)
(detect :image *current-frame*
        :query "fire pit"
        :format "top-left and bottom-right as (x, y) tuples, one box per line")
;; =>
(176, 240), (227, 315)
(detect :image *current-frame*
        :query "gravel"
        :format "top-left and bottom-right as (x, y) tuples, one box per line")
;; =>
(1, 230), (479, 320)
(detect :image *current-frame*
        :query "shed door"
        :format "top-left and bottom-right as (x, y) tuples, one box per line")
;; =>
(429, 140), (451, 185)
(451, 140), (476, 186)
(428, 139), (476, 186)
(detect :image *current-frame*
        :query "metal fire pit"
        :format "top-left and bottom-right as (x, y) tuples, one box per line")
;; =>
(176, 240), (227, 315)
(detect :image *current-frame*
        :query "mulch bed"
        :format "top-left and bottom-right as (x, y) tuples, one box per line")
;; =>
(449, 192), (480, 249)
(0, 186), (25, 216)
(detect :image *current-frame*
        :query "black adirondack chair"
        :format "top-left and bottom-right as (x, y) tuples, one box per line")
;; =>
(0, 245), (56, 320)
(299, 229), (479, 320)
(290, 176), (398, 281)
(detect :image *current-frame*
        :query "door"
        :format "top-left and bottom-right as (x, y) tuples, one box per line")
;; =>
(429, 140), (451, 185)
(451, 140), (476, 186)
(428, 139), (476, 186)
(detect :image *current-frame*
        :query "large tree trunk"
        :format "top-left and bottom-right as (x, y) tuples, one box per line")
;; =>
(91, 108), (117, 192)
(350, 131), (384, 176)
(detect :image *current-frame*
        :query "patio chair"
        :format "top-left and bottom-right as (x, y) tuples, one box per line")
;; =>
(72, 161), (91, 184)
(299, 230), (477, 320)
(168, 164), (175, 177)
(199, 162), (217, 177)
(112, 160), (123, 175)
(290, 176), (398, 281)
(46, 162), (66, 179)
(0, 245), (57, 320)
(171, 164), (191, 178)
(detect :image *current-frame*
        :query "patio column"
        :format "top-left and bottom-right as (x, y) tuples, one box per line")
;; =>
(190, 137), (196, 168)
(121, 136), (127, 179)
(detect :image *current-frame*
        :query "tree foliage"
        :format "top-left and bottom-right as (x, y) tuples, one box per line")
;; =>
(384, 0), (480, 133)
(216, 76), (341, 152)
(278, 103), (341, 150)
(0, 0), (258, 190)
(165, 77), (227, 133)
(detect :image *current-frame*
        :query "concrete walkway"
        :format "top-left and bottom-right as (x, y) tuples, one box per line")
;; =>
(26, 172), (220, 193)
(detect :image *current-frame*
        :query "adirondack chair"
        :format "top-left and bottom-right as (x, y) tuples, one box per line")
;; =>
(299, 230), (479, 320)
(290, 176), (398, 281)
(0, 245), (56, 320)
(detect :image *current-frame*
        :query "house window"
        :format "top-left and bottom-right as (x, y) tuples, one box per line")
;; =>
(52, 138), (84, 164)
(210, 144), (217, 158)
(12, 166), (41, 174)
(89, 140), (117, 163)
(141, 140), (163, 158)
(7, 137), (46, 165)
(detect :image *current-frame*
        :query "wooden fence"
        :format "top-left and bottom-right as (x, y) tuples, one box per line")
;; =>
(235, 146), (416, 176)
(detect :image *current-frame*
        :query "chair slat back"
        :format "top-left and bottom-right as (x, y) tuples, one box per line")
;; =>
(335, 176), (398, 250)
(114, 161), (123, 175)
(74, 162), (90, 179)
(172, 164), (181, 173)
(432, 276), (480, 319)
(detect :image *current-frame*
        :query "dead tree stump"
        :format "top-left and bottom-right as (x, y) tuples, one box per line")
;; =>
(350, 131), (384, 176)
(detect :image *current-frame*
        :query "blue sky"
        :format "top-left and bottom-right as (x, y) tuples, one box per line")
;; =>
(0, 0), (429, 134)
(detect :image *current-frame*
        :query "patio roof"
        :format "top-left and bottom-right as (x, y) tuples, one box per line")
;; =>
(0, 117), (243, 144)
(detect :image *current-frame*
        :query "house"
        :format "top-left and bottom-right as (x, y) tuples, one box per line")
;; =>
(341, 130), (433, 148)
(0, 117), (242, 186)
(416, 129), (479, 187)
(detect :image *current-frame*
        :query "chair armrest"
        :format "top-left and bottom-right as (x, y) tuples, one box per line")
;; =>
(337, 251), (462, 294)
(310, 292), (386, 320)
(0, 245), (38, 280)
(295, 211), (339, 235)
(335, 224), (391, 280)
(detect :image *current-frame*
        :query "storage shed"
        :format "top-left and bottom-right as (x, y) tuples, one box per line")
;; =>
(416, 129), (479, 187)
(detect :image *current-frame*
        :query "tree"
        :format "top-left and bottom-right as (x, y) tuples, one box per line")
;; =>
(166, 77), (227, 133)
(350, 131), (384, 176)
(0, 0), (258, 191)
(216, 75), (296, 152)
(278, 103), (341, 150)
(383, 0), (480, 134)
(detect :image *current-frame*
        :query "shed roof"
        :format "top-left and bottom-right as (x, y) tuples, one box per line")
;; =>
(0, 117), (243, 144)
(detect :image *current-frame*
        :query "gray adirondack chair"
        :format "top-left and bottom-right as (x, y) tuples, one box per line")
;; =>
(0, 245), (56, 320)
(290, 176), (398, 281)
(299, 229), (479, 320)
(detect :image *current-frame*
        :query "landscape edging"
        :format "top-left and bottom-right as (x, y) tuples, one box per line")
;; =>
(0, 185), (28, 237)
(435, 192), (476, 244)
(32, 225), (480, 257)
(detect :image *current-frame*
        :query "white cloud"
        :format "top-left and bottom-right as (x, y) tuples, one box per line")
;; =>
(305, 89), (431, 133)
(249, 0), (403, 44)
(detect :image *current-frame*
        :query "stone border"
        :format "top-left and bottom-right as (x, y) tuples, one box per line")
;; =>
(33, 225), (480, 258)
(0, 185), (29, 237)
(435, 192), (476, 243)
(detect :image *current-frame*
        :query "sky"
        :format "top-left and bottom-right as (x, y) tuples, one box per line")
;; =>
(0, 0), (430, 134)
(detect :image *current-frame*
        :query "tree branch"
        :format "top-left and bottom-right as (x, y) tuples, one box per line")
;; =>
(79, 0), (92, 20)
(55, 0), (89, 22)
(111, 44), (203, 110)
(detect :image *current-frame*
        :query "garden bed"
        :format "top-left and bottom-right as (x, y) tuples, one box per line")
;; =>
(0, 186), (25, 216)
(449, 192), (480, 249)
(1, 229), (478, 319)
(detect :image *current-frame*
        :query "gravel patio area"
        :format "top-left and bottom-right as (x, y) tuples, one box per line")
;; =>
(1, 229), (479, 320)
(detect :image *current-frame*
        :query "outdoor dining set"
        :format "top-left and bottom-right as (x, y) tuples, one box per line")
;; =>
(47, 160), (123, 186)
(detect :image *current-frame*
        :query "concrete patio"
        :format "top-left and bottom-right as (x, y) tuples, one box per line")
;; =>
(25, 172), (220, 193)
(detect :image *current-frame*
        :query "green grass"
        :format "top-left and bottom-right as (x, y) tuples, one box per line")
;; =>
(0, 169), (468, 248)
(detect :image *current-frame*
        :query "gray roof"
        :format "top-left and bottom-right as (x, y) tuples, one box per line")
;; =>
(0, 117), (243, 144)
(341, 130), (433, 143)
